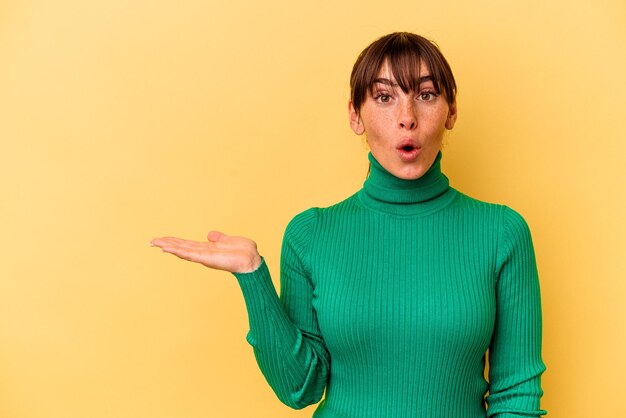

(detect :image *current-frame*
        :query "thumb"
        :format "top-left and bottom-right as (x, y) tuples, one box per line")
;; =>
(207, 230), (226, 242)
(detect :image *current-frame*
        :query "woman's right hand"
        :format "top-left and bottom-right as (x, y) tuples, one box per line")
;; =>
(150, 231), (262, 273)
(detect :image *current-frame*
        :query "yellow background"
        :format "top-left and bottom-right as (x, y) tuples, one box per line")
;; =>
(1, 0), (625, 417)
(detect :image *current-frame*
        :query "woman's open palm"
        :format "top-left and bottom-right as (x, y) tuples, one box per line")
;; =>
(150, 231), (262, 273)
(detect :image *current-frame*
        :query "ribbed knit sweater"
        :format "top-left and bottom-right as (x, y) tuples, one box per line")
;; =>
(234, 151), (546, 418)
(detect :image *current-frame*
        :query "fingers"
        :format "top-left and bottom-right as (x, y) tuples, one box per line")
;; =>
(151, 237), (235, 271)
(158, 243), (204, 264)
(152, 236), (191, 245)
(151, 236), (183, 247)
(151, 237), (210, 262)
(151, 236), (205, 249)
(151, 234), (254, 253)
(151, 237), (227, 259)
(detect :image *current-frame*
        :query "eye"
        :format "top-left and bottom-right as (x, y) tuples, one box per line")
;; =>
(374, 93), (392, 103)
(417, 91), (438, 101)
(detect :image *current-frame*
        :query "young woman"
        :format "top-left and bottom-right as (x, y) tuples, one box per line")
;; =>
(151, 32), (546, 418)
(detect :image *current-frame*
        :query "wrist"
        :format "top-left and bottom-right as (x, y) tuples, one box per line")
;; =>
(240, 254), (262, 273)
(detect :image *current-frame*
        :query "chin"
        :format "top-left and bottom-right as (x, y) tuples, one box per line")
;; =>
(395, 167), (427, 180)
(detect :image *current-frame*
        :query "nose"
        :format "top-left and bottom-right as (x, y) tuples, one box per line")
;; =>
(398, 99), (417, 130)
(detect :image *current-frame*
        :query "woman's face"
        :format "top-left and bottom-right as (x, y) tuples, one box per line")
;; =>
(349, 60), (457, 180)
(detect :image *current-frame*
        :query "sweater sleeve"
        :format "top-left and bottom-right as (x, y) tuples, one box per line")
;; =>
(486, 207), (547, 417)
(233, 208), (330, 409)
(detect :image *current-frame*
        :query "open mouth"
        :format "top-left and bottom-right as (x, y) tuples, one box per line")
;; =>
(397, 143), (421, 161)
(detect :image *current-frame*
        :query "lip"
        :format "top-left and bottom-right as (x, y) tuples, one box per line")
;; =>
(396, 140), (421, 162)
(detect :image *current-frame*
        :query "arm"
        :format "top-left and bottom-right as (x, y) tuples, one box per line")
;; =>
(150, 210), (329, 408)
(234, 208), (330, 409)
(486, 207), (547, 417)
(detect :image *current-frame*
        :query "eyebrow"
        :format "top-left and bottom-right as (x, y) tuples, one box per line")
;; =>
(372, 75), (433, 86)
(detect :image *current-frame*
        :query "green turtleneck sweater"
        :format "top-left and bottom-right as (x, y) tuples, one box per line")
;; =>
(234, 152), (546, 418)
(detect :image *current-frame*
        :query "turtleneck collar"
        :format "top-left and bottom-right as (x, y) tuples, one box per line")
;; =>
(357, 151), (456, 216)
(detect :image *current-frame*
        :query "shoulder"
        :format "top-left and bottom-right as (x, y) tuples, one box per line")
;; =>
(450, 190), (528, 221)
(448, 190), (534, 252)
(492, 204), (536, 276)
(499, 205), (534, 259)
(500, 205), (532, 237)
(447, 189), (514, 229)
(284, 193), (360, 244)
(450, 190), (536, 277)
(285, 207), (318, 235)
(451, 189), (501, 211)
(283, 208), (319, 256)
(287, 193), (360, 226)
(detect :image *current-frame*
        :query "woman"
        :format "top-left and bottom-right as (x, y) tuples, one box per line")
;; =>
(151, 32), (546, 417)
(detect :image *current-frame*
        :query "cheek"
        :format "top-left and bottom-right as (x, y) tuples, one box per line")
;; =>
(368, 113), (395, 135)
(423, 108), (449, 132)
(361, 120), (379, 139)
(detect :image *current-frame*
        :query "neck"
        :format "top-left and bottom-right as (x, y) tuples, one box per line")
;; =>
(358, 151), (455, 216)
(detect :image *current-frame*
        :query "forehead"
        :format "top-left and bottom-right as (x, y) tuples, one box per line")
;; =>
(374, 59), (431, 82)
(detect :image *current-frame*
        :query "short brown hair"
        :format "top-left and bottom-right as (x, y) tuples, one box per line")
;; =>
(350, 32), (457, 112)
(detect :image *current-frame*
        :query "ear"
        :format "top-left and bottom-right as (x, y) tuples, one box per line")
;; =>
(445, 99), (458, 130)
(348, 101), (365, 135)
